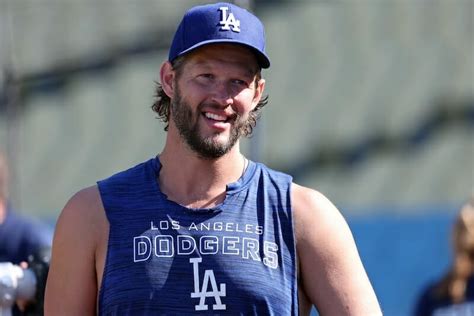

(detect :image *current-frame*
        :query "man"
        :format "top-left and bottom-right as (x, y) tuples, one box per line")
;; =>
(0, 151), (52, 315)
(45, 2), (381, 315)
(0, 150), (52, 264)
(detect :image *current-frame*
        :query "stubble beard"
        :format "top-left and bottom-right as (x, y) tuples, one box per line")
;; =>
(170, 87), (251, 159)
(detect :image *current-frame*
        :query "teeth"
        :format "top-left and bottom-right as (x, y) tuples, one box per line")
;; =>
(204, 112), (227, 121)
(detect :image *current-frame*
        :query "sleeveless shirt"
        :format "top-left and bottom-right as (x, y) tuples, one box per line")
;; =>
(97, 157), (298, 315)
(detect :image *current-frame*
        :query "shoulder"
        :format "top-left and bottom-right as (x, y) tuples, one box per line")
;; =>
(291, 183), (382, 314)
(291, 183), (348, 243)
(45, 185), (105, 314)
(55, 185), (106, 246)
(5, 209), (52, 241)
(17, 214), (53, 252)
(253, 162), (292, 181)
(49, 185), (107, 285)
(98, 158), (155, 187)
(291, 183), (332, 210)
(250, 162), (292, 193)
(290, 183), (355, 274)
(97, 159), (157, 206)
(61, 186), (103, 218)
(0, 209), (52, 263)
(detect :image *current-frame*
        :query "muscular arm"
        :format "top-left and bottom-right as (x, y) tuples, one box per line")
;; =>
(45, 186), (107, 315)
(293, 184), (381, 316)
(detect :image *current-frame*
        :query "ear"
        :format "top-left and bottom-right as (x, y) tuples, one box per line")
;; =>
(160, 61), (175, 98)
(252, 78), (266, 108)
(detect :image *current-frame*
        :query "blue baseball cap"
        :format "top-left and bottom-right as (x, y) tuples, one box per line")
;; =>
(168, 2), (270, 69)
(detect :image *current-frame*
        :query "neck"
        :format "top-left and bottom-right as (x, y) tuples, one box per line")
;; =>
(158, 138), (246, 209)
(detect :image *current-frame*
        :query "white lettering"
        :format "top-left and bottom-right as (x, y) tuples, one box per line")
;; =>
(178, 235), (197, 255)
(245, 224), (254, 234)
(132, 233), (279, 269)
(133, 236), (152, 262)
(200, 236), (219, 255)
(154, 235), (174, 257)
(190, 257), (226, 311)
(218, 7), (240, 32)
(222, 236), (240, 255)
(213, 222), (223, 231)
(171, 220), (180, 230)
(159, 220), (169, 230)
(242, 238), (260, 261)
(263, 241), (279, 269)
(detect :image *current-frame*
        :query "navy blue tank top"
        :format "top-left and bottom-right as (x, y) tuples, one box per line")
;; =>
(97, 157), (298, 315)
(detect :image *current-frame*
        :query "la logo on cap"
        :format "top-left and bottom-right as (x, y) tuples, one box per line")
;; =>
(219, 6), (240, 32)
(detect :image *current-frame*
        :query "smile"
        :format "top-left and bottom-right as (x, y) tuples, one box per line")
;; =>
(204, 112), (229, 123)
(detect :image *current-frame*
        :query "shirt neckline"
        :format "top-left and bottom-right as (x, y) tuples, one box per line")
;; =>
(149, 156), (257, 213)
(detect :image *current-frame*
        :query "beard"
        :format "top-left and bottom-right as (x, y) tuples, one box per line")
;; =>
(170, 87), (252, 159)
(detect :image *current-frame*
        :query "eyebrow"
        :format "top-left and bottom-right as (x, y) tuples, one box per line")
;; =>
(191, 60), (257, 78)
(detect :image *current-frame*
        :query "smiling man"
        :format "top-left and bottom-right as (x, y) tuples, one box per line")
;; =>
(45, 2), (381, 315)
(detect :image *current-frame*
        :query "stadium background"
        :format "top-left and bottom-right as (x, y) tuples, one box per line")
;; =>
(0, 0), (472, 314)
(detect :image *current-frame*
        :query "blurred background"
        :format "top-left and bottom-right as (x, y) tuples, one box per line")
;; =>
(0, 0), (472, 314)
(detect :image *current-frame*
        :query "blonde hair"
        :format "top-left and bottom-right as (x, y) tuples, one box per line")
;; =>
(435, 198), (474, 303)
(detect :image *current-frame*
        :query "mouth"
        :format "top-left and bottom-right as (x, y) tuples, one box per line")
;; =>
(203, 112), (230, 123)
(201, 111), (236, 132)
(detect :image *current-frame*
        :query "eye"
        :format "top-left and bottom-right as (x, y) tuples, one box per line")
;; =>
(199, 73), (214, 79)
(232, 79), (249, 86)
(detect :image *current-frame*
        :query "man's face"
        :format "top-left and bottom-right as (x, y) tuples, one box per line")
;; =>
(169, 44), (265, 159)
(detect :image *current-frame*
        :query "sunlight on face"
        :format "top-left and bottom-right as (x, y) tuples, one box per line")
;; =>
(170, 44), (264, 159)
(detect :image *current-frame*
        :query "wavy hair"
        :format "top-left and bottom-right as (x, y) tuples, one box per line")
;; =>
(151, 56), (268, 137)
(434, 198), (474, 303)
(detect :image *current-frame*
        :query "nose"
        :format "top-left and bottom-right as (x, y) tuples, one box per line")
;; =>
(210, 81), (234, 108)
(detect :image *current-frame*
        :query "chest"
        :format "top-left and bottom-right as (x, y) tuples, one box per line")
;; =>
(99, 204), (297, 314)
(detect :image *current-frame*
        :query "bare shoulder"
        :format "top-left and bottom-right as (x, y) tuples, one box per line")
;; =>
(291, 184), (355, 270)
(52, 185), (107, 249)
(291, 183), (382, 316)
(57, 186), (106, 233)
(291, 184), (338, 232)
(45, 185), (107, 315)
